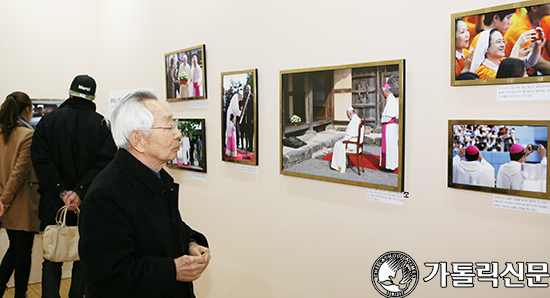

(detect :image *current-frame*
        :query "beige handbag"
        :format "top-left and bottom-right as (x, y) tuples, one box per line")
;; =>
(42, 206), (80, 262)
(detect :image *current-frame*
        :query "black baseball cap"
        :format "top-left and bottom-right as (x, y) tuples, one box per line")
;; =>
(69, 75), (96, 101)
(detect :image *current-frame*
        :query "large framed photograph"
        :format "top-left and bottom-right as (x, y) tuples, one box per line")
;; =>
(449, 120), (549, 199)
(164, 44), (206, 101)
(30, 99), (64, 128)
(221, 69), (258, 165)
(452, 0), (550, 86)
(167, 118), (206, 173)
(280, 60), (405, 191)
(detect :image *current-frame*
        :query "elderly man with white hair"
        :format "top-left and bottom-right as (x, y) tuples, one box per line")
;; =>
(79, 90), (211, 298)
(331, 106), (362, 173)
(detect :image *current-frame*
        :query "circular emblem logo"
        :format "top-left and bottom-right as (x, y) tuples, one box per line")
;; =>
(371, 251), (419, 297)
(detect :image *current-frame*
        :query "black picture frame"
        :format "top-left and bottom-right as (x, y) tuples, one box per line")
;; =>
(167, 118), (207, 173)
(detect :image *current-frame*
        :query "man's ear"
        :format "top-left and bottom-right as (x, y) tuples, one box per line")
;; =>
(129, 131), (146, 153)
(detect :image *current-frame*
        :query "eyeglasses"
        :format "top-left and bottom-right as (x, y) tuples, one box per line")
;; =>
(151, 120), (178, 134)
(491, 38), (507, 45)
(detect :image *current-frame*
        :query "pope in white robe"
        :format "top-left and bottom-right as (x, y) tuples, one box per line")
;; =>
(331, 107), (362, 173)
(380, 84), (398, 171)
(497, 144), (547, 190)
(225, 89), (242, 155)
(452, 145), (495, 187)
(182, 134), (190, 165)
(178, 54), (191, 98)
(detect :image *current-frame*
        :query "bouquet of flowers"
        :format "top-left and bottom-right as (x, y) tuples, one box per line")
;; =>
(178, 73), (189, 82)
(290, 115), (301, 125)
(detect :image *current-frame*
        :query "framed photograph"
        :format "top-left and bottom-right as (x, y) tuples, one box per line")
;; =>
(167, 118), (206, 173)
(164, 44), (206, 101)
(30, 99), (64, 128)
(221, 69), (258, 165)
(449, 120), (549, 199)
(452, 0), (550, 86)
(280, 60), (405, 191)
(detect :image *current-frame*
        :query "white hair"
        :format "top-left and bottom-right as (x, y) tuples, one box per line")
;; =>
(107, 90), (157, 149)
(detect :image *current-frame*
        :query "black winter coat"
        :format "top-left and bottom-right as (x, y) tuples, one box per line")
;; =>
(31, 97), (116, 230)
(79, 149), (208, 298)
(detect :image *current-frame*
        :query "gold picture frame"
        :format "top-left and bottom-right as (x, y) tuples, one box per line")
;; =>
(221, 69), (258, 165)
(451, 0), (550, 86)
(164, 44), (206, 101)
(280, 60), (405, 191)
(448, 119), (550, 199)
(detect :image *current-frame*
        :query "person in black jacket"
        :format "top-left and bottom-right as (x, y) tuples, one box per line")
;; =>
(79, 90), (210, 298)
(241, 84), (255, 152)
(31, 75), (117, 298)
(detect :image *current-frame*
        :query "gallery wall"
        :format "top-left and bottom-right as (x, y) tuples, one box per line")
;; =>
(1, 0), (550, 297)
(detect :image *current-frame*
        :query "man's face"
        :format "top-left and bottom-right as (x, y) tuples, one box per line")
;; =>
(536, 4), (550, 16)
(382, 89), (392, 98)
(346, 111), (353, 120)
(142, 99), (182, 164)
(494, 14), (513, 33)
(246, 86), (251, 93)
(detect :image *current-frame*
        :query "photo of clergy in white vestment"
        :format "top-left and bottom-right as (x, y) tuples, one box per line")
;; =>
(330, 106), (362, 173)
(453, 145), (495, 187)
(221, 70), (258, 164)
(164, 45), (206, 101)
(496, 143), (547, 190)
(280, 61), (404, 191)
(225, 89), (242, 157)
(380, 83), (399, 172)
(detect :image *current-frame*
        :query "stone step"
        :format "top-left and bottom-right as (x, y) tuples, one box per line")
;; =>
(282, 130), (384, 168)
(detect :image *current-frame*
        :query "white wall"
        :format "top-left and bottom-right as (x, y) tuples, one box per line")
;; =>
(0, 0), (98, 284)
(1, 0), (550, 297)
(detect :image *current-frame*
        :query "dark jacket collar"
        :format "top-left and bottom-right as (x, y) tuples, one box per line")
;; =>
(115, 149), (174, 194)
(59, 97), (96, 111)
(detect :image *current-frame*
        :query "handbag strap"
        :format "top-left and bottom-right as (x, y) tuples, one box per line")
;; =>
(55, 206), (80, 227)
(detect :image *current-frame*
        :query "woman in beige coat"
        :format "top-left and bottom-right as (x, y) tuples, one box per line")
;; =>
(0, 92), (40, 298)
